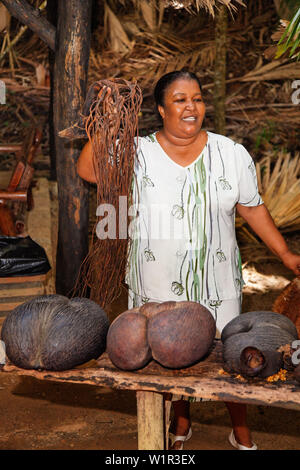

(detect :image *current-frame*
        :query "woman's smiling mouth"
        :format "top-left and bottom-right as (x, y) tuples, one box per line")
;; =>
(182, 116), (197, 121)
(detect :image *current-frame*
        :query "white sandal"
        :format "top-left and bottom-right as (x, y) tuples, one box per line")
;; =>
(229, 429), (257, 450)
(169, 427), (192, 450)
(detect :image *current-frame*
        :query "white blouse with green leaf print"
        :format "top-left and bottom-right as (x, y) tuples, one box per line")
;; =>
(126, 131), (263, 306)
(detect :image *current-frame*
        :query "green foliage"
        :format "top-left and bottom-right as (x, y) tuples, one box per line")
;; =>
(254, 120), (277, 151)
(276, 6), (300, 60)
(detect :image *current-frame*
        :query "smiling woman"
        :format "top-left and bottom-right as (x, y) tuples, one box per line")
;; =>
(77, 70), (300, 451)
(156, 77), (207, 167)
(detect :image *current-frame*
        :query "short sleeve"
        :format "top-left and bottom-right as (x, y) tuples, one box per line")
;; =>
(235, 143), (263, 207)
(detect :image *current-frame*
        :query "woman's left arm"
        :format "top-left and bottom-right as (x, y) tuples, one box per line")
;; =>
(236, 203), (300, 276)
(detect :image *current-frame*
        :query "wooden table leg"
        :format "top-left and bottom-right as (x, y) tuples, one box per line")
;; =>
(136, 390), (164, 450)
(164, 396), (172, 450)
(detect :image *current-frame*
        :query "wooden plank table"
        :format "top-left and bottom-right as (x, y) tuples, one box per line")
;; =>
(2, 340), (300, 450)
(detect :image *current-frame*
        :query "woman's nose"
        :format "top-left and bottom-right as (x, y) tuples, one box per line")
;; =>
(185, 100), (195, 110)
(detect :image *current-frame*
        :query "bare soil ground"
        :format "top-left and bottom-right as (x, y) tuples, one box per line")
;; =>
(0, 256), (300, 451)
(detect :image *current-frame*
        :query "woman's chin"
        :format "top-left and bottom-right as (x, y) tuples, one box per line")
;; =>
(178, 126), (203, 138)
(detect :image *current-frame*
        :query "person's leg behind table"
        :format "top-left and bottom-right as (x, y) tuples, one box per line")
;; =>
(127, 291), (191, 449)
(169, 298), (257, 450)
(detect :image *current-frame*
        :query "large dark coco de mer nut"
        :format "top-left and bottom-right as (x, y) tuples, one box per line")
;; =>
(147, 301), (216, 368)
(106, 301), (216, 370)
(1, 294), (109, 371)
(106, 309), (152, 370)
(221, 311), (299, 378)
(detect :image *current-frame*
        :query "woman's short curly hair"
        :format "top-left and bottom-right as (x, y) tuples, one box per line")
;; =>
(154, 70), (202, 108)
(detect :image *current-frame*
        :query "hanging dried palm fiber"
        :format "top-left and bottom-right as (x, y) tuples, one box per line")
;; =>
(63, 79), (143, 308)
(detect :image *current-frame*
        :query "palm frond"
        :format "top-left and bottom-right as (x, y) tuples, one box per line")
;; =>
(164, 0), (245, 14)
(131, 0), (245, 15)
(237, 152), (300, 240)
(104, 2), (134, 53)
(276, 7), (300, 60)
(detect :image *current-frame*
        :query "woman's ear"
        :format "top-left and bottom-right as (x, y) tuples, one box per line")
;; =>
(158, 105), (165, 120)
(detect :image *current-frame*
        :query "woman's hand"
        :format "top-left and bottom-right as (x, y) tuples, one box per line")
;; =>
(102, 86), (118, 133)
(236, 203), (300, 276)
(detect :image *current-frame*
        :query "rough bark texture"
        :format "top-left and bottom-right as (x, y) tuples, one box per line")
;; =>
(213, 4), (227, 135)
(0, 0), (56, 50)
(53, 0), (92, 296)
(47, 0), (58, 181)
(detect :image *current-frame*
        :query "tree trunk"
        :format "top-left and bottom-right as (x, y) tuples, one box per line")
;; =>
(53, 0), (92, 296)
(47, 0), (57, 181)
(213, 4), (227, 135)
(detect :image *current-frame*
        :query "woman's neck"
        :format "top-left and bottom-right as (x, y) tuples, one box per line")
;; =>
(156, 129), (208, 166)
(157, 128), (205, 148)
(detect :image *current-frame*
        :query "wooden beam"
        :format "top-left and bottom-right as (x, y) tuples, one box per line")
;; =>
(53, 0), (92, 296)
(0, 0), (56, 50)
(0, 274), (46, 284)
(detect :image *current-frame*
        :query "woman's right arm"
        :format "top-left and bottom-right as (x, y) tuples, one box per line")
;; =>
(77, 139), (97, 183)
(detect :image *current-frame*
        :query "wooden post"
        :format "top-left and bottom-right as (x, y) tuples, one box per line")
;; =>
(53, 0), (92, 296)
(213, 4), (228, 135)
(47, 0), (58, 181)
(164, 395), (172, 450)
(136, 391), (165, 450)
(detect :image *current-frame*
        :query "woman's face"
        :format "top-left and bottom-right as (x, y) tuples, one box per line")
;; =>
(158, 78), (206, 139)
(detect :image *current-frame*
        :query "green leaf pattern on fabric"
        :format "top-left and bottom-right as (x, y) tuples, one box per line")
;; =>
(171, 204), (184, 219)
(144, 247), (155, 262)
(142, 175), (154, 187)
(171, 281), (184, 296)
(218, 176), (232, 190)
(216, 248), (226, 262)
(180, 154), (208, 301)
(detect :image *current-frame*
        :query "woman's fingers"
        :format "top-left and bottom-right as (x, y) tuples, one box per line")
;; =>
(92, 84), (119, 134)
(281, 251), (300, 275)
(97, 84), (112, 98)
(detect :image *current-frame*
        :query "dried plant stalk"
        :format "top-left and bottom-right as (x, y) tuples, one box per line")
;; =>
(75, 78), (143, 308)
(237, 152), (300, 262)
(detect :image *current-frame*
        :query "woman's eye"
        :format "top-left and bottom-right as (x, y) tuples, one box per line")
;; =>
(175, 99), (185, 103)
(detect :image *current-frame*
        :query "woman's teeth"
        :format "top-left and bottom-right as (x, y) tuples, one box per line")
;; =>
(182, 117), (196, 121)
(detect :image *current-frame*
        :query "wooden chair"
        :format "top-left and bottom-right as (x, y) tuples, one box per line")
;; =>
(0, 127), (43, 236)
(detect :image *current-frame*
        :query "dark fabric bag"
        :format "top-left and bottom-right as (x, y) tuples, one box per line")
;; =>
(0, 236), (51, 277)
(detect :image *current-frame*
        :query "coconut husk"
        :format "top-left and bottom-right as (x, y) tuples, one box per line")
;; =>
(272, 277), (300, 338)
(72, 78), (143, 308)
